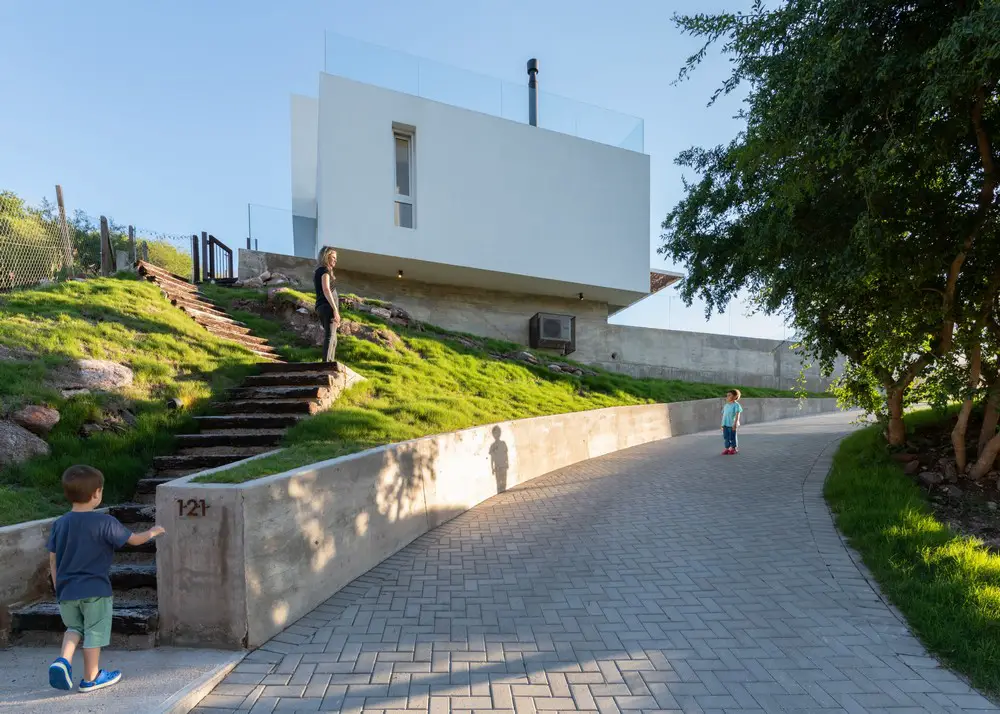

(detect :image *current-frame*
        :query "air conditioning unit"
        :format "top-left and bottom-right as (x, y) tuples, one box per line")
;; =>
(529, 312), (576, 355)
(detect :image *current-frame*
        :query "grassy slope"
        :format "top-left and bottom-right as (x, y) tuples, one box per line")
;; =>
(197, 285), (819, 484)
(825, 412), (1000, 698)
(0, 276), (260, 525)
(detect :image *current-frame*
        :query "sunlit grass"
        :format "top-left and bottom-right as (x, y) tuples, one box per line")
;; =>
(825, 416), (1000, 697)
(0, 276), (260, 525)
(199, 286), (823, 484)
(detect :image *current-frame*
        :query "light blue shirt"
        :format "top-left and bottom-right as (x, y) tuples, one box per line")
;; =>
(722, 401), (743, 427)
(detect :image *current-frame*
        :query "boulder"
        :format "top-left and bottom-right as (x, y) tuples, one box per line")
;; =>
(548, 364), (563, 373)
(369, 306), (392, 320)
(903, 459), (921, 475)
(507, 351), (539, 365)
(49, 359), (133, 396)
(12, 405), (61, 437)
(891, 452), (918, 463)
(919, 471), (943, 487)
(259, 271), (272, 282)
(0, 421), (51, 467)
(942, 485), (963, 499)
(243, 276), (265, 289)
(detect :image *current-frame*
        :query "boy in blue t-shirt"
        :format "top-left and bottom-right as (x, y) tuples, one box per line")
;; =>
(721, 389), (744, 455)
(46, 465), (164, 692)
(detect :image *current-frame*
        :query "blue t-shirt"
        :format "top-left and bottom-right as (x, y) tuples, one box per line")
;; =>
(46, 511), (132, 601)
(722, 401), (744, 427)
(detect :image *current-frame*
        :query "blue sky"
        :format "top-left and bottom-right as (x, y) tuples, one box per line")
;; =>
(0, 0), (791, 339)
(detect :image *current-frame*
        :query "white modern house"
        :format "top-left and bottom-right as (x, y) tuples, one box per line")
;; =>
(243, 36), (836, 391)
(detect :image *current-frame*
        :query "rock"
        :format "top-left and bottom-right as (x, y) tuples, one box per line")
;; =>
(12, 405), (60, 437)
(244, 276), (265, 289)
(903, 459), (921, 475)
(269, 277), (287, 286)
(891, 452), (918, 463)
(370, 306), (392, 320)
(988, 502), (997, 512)
(942, 460), (959, 483)
(919, 471), (943, 487)
(0, 421), (51, 467)
(49, 359), (134, 395)
(233, 279), (244, 287)
(390, 306), (413, 322)
(339, 321), (402, 350)
(548, 364), (564, 373)
(296, 307), (310, 314)
(120, 409), (138, 427)
(259, 271), (272, 282)
(942, 485), (963, 499)
(508, 351), (539, 365)
(79, 423), (104, 438)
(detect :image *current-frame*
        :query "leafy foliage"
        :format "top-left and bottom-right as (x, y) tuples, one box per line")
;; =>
(661, 0), (1000, 446)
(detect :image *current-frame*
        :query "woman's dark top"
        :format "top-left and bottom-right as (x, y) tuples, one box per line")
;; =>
(314, 266), (336, 310)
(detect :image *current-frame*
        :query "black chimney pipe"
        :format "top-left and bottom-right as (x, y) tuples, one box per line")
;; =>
(527, 58), (539, 126)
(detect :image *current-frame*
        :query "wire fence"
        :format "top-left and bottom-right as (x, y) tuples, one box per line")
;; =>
(0, 191), (72, 291)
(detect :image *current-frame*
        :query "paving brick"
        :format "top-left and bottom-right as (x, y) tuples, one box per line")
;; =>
(196, 414), (999, 713)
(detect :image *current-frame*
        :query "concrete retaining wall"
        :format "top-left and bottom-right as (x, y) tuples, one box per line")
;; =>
(156, 397), (839, 649)
(0, 517), (55, 643)
(239, 250), (839, 391)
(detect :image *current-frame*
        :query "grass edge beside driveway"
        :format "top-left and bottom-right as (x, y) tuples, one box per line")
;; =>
(824, 419), (1000, 699)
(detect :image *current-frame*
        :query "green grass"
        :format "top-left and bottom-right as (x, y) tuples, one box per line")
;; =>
(0, 276), (262, 525)
(197, 285), (822, 484)
(825, 413), (1000, 698)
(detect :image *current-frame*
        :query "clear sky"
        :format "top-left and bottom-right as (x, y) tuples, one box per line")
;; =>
(0, 0), (792, 340)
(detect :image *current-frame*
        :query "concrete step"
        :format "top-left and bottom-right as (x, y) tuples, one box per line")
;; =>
(241, 372), (338, 387)
(193, 414), (304, 430)
(210, 398), (321, 415)
(255, 361), (341, 374)
(11, 599), (158, 639)
(227, 385), (325, 400)
(176, 429), (285, 448)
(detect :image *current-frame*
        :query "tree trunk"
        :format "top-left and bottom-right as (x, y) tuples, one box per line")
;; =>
(970, 431), (1000, 480)
(978, 378), (1000, 455)
(886, 387), (906, 447)
(951, 343), (982, 472)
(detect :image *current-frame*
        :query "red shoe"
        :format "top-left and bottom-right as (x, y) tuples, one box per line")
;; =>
(732, 448), (739, 455)
(722, 448), (733, 455)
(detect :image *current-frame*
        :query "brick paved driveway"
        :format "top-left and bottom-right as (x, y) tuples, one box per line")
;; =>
(193, 412), (998, 713)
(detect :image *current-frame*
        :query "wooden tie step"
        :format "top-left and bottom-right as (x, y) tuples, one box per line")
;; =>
(194, 413), (304, 430)
(176, 429), (286, 448)
(151, 446), (273, 472)
(255, 361), (341, 374)
(210, 398), (323, 415)
(242, 372), (339, 387)
(11, 600), (159, 638)
(227, 385), (327, 400)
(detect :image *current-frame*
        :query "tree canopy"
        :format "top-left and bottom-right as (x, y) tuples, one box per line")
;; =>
(662, 0), (1000, 464)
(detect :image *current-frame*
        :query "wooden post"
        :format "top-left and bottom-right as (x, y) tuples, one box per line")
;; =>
(55, 185), (73, 273)
(201, 231), (210, 281)
(128, 226), (137, 265)
(191, 234), (201, 283)
(99, 216), (113, 276)
(141, 241), (149, 262)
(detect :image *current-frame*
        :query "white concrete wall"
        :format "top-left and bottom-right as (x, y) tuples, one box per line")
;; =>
(308, 73), (650, 295)
(290, 95), (319, 220)
(157, 397), (840, 649)
(0, 516), (56, 643)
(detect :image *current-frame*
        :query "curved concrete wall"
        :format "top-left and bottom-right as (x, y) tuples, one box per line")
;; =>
(156, 397), (839, 649)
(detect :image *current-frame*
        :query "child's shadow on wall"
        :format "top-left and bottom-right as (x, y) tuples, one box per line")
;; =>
(489, 425), (510, 494)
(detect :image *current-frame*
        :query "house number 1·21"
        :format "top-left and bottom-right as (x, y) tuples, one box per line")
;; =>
(177, 499), (210, 517)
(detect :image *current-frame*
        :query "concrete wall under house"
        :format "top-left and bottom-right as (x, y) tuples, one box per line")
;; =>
(156, 397), (840, 649)
(0, 517), (57, 644)
(240, 250), (839, 391)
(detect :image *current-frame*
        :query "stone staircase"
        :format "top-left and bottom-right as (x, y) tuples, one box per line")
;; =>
(137, 260), (280, 362)
(8, 265), (353, 648)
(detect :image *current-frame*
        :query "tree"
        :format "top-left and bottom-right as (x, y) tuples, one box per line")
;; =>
(661, 0), (1000, 446)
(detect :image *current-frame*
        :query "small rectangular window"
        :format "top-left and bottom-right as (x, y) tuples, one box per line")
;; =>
(393, 130), (414, 228)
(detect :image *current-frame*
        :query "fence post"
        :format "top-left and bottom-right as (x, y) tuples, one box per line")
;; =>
(99, 216), (113, 276)
(191, 234), (201, 283)
(141, 241), (149, 262)
(201, 231), (210, 281)
(128, 226), (137, 265)
(55, 185), (73, 275)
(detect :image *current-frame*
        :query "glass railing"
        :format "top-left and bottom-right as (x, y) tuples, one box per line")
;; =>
(247, 204), (295, 256)
(323, 32), (644, 152)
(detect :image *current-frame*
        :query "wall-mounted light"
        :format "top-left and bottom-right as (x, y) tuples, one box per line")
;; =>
(578, 292), (584, 301)
(397, 270), (403, 279)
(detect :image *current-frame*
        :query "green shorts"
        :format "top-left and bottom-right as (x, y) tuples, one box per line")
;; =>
(58, 596), (113, 649)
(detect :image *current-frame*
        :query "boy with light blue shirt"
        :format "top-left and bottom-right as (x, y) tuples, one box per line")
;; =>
(721, 389), (743, 455)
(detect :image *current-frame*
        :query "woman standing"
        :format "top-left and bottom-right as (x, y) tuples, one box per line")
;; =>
(314, 246), (341, 363)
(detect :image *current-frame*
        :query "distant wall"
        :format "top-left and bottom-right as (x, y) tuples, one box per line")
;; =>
(240, 250), (839, 391)
(157, 397), (840, 649)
